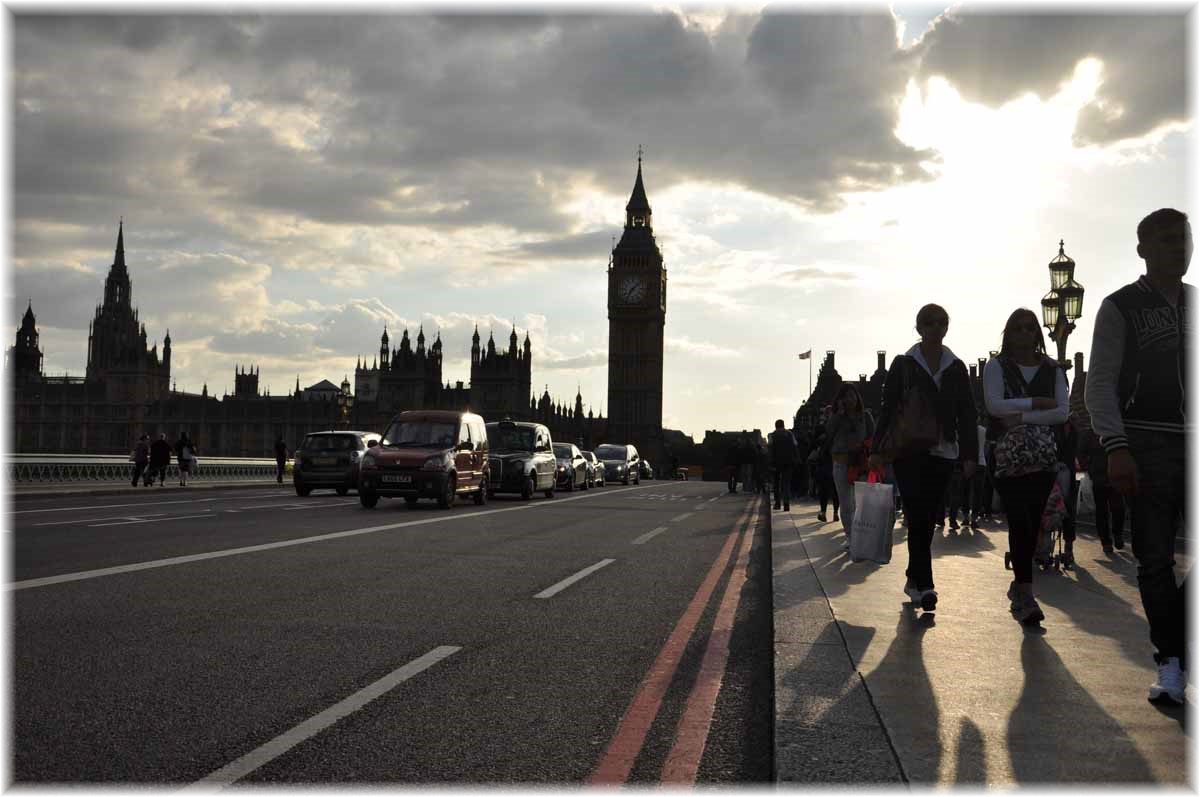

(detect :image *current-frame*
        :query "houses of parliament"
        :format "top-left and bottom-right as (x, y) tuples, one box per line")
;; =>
(7, 158), (679, 461)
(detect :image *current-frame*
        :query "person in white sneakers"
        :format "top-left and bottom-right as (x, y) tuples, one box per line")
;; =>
(1086, 208), (1190, 705)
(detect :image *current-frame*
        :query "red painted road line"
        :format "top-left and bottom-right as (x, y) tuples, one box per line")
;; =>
(660, 496), (761, 785)
(587, 500), (755, 785)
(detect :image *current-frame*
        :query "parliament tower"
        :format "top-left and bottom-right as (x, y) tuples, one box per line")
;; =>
(606, 152), (667, 460)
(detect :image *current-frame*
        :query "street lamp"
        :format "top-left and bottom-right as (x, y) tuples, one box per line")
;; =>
(338, 375), (354, 429)
(1042, 240), (1085, 369)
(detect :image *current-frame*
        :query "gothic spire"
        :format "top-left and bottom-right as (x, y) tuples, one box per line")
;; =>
(625, 147), (651, 223)
(113, 218), (126, 272)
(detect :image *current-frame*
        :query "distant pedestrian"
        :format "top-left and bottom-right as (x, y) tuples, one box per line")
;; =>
(769, 419), (798, 511)
(175, 432), (197, 487)
(148, 433), (172, 486)
(966, 423), (988, 529)
(130, 434), (150, 487)
(826, 384), (874, 549)
(870, 303), (977, 614)
(813, 407), (839, 523)
(1056, 415), (1080, 567)
(274, 435), (289, 484)
(1077, 424), (1125, 553)
(1085, 207), (1190, 705)
(724, 439), (740, 493)
(985, 308), (1070, 625)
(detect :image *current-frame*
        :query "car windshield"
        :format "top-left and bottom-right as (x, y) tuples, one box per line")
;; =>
(301, 434), (361, 451)
(487, 425), (536, 452)
(552, 443), (573, 458)
(381, 421), (458, 448)
(596, 444), (627, 460)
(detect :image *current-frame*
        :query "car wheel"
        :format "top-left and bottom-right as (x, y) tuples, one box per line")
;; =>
(336, 486), (349, 497)
(521, 473), (535, 501)
(360, 489), (379, 509)
(473, 478), (487, 505)
(437, 475), (457, 509)
(295, 483), (312, 497)
(404, 496), (419, 507)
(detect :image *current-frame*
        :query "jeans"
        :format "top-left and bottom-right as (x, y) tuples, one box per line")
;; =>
(1128, 430), (1188, 666)
(995, 470), (1057, 584)
(131, 462), (147, 486)
(818, 470), (839, 515)
(773, 466), (793, 508)
(966, 469), (987, 518)
(1091, 474), (1127, 544)
(946, 463), (967, 524)
(832, 462), (856, 535)
(276, 459), (287, 483)
(894, 454), (954, 591)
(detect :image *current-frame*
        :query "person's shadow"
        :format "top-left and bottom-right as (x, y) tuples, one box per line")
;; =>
(1007, 633), (1157, 783)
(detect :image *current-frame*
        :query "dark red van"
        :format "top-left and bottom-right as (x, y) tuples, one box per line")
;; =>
(358, 410), (489, 509)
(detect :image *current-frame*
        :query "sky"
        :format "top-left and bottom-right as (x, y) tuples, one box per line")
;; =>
(5, 2), (1193, 441)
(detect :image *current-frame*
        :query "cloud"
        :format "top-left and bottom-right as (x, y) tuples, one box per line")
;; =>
(539, 349), (608, 370)
(666, 336), (740, 359)
(915, 10), (1187, 145)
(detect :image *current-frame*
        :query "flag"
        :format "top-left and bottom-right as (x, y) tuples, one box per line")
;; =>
(798, 350), (812, 360)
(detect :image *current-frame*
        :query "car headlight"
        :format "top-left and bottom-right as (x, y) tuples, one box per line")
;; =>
(558, 464), (567, 472)
(361, 453), (376, 469)
(616, 465), (625, 472)
(422, 454), (451, 471)
(350, 450), (361, 461)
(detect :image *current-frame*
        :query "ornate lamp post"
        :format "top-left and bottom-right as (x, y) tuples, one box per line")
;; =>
(1040, 240), (1086, 369)
(338, 375), (354, 429)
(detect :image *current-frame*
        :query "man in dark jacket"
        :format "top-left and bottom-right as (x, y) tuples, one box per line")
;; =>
(769, 419), (799, 511)
(274, 435), (289, 484)
(147, 432), (173, 487)
(1086, 207), (1190, 705)
(131, 434), (150, 486)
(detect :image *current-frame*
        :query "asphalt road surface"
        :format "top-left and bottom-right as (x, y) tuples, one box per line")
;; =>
(11, 481), (773, 785)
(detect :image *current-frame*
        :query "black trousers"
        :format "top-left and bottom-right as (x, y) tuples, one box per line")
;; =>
(818, 472), (839, 514)
(893, 454), (954, 591)
(995, 470), (1057, 584)
(131, 462), (147, 486)
(1091, 474), (1126, 543)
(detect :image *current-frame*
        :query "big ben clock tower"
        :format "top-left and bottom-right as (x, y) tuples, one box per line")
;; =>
(607, 150), (667, 463)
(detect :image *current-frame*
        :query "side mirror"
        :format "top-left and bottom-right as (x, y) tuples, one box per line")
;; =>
(367, 439), (378, 448)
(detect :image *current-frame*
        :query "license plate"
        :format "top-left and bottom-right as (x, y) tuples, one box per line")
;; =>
(313, 457), (337, 465)
(382, 474), (412, 483)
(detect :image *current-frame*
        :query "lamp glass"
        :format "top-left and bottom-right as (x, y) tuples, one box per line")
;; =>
(1060, 280), (1085, 321)
(1041, 290), (1061, 329)
(1049, 261), (1073, 290)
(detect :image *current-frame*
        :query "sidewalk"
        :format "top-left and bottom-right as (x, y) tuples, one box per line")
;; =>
(8, 479), (288, 501)
(772, 498), (1190, 786)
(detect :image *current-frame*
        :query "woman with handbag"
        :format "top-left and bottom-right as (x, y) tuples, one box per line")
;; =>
(826, 384), (874, 550)
(983, 308), (1069, 625)
(868, 303), (978, 613)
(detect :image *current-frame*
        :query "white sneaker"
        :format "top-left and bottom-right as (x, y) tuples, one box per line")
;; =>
(1149, 657), (1186, 705)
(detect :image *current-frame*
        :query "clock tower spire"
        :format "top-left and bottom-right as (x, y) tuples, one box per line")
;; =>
(607, 150), (667, 463)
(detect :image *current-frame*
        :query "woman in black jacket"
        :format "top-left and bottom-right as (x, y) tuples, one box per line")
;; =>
(869, 303), (978, 613)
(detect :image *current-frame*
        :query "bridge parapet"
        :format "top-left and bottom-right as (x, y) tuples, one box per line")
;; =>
(4, 454), (282, 484)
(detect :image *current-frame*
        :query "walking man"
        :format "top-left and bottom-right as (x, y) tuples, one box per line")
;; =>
(1086, 207), (1190, 705)
(130, 434), (150, 487)
(769, 419), (798, 511)
(274, 434), (289, 485)
(148, 432), (172, 486)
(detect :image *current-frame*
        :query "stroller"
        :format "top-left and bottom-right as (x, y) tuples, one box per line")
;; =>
(1004, 467), (1072, 573)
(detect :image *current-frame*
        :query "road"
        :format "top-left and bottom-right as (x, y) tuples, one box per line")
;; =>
(11, 481), (773, 785)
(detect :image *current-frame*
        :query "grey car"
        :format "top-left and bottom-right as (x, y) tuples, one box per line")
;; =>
(294, 430), (380, 496)
(581, 450), (605, 488)
(596, 442), (640, 485)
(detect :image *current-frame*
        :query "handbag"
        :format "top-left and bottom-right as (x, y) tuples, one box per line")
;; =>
(849, 472), (896, 563)
(880, 359), (940, 460)
(991, 357), (1059, 478)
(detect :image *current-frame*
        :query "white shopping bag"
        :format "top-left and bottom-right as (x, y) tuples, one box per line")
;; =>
(850, 479), (896, 564)
(1076, 474), (1095, 518)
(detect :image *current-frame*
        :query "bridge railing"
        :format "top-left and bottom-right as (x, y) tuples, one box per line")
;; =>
(4, 454), (286, 484)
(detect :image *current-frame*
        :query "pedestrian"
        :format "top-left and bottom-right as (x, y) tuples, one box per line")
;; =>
(793, 426), (811, 498)
(148, 432), (172, 486)
(984, 307), (1070, 625)
(869, 303), (977, 613)
(130, 434), (150, 487)
(1056, 415), (1080, 567)
(274, 434), (289, 485)
(826, 384), (874, 549)
(1077, 424), (1126, 553)
(724, 438), (739, 494)
(966, 422), (988, 529)
(769, 419), (798, 511)
(814, 407), (840, 523)
(1085, 207), (1190, 705)
(175, 431), (197, 487)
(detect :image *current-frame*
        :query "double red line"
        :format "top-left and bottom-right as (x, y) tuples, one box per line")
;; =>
(588, 496), (762, 786)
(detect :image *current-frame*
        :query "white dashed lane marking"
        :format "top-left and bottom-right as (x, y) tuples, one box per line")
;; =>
(533, 559), (616, 599)
(670, 512), (694, 523)
(632, 526), (670, 545)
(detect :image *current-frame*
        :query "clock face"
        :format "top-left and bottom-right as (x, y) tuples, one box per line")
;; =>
(619, 277), (647, 304)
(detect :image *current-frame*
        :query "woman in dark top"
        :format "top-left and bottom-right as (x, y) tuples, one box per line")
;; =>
(869, 303), (978, 613)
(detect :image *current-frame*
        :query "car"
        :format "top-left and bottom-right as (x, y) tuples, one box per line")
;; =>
(581, 450), (604, 488)
(485, 420), (557, 499)
(674, 467), (689, 480)
(596, 442), (641, 485)
(639, 460), (654, 480)
(553, 442), (588, 491)
(358, 410), (489, 509)
(293, 430), (380, 497)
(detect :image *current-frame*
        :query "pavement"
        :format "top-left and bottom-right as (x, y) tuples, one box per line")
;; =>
(771, 495), (1192, 786)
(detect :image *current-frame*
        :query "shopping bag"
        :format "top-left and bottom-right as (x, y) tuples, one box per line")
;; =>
(1076, 474), (1095, 518)
(850, 479), (896, 564)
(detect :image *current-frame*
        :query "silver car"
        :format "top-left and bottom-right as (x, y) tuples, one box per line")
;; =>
(294, 430), (380, 496)
(581, 450), (605, 488)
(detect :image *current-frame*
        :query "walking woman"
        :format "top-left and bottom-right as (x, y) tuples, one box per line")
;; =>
(175, 431), (197, 487)
(812, 408), (840, 523)
(869, 304), (978, 612)
(983, 308), (1069, 625)
(826, 384), (874, 548)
